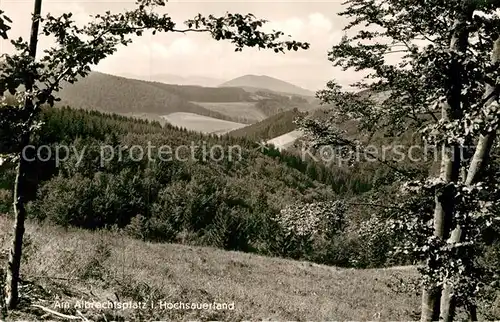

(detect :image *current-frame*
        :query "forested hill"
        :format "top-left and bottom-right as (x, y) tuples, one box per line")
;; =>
(229, 109), (303, 140)
(56, 72), (235, 121)
(220, 74), (315, 97)
(56, 72), (318, 125)
(0, 107), (382, 248)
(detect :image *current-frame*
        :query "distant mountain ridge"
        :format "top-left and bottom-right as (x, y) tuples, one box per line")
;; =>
(56, 72), (318, 129)
(220, 75), (315, 97)
(118, 73), (223, 87)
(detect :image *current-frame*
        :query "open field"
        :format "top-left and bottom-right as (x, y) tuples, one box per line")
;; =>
(162, 112), (246, 134)
(0, 215), (421, 321)
(191, 101), (266, 124)
(267, 130), (305, 151)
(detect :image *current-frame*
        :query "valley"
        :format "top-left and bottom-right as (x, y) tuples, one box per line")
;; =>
(2, 1), (500, 321)
(56, 71), (321, 141)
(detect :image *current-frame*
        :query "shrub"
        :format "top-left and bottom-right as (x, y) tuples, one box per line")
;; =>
(29, 170), (152, 229)
(0, 189), (11, 215)
(125, 215), (149, 241)
(80, 234), (113, 281)
(143, 216), (179, 243)
(270, 201), (346, 260)
(202, 205), (257, 252)
(28, 174), (93, 226)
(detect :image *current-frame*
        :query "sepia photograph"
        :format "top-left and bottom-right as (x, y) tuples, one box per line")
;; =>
(0, 0), (499, 321)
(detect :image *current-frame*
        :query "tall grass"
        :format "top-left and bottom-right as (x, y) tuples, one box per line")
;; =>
(0, 215), (423, 321)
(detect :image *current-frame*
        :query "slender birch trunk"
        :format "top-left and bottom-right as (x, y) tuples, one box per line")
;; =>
(439, 37), (500, 322)
(421, 10), (472, 321)
(4, 0), (42, 310)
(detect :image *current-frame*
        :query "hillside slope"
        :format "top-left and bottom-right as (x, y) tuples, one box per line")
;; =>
(57, 72), (233, 121)
(267, 130), (305, 151)
(0, 216), (421, 321)
(190, 102), (265, 124)
(229, 109), (304, 140)
(57, 72), (317, 127)
(220, 75), (315, 97)
(119, 73), (223, 87)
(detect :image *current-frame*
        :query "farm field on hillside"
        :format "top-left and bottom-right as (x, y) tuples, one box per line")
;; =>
(267, 130), (305, 151)
(162, 112), (246, 134)
(123, 112), (170, 126)
(191, 101), (265, 124)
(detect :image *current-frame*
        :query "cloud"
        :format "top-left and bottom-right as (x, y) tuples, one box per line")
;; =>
(165, 37), (198, 56)
(308, 13), (332, 33)
(0, 0), (364, 90)
(263, 14), (333, 39)
(263, 17), (305, 39)
(96, 12), (342, 90)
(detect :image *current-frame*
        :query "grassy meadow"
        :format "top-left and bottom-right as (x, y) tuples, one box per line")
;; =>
(0, 215), (421, 321)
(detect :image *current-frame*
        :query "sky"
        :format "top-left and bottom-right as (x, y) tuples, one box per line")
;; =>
(0, 0), (361, 91)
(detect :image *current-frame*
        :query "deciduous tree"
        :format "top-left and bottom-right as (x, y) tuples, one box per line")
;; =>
(299, 0), (500, 320)
(0, 0), (309, 310)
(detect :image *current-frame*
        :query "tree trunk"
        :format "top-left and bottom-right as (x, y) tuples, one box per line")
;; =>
(421, 144), (460, 322)
(468, 303), (478, 322)
(439, 37), (500, 322)
(421, 10), (472, 321)
(4, 139), (29, 309)
(3, 0), (42, 310)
